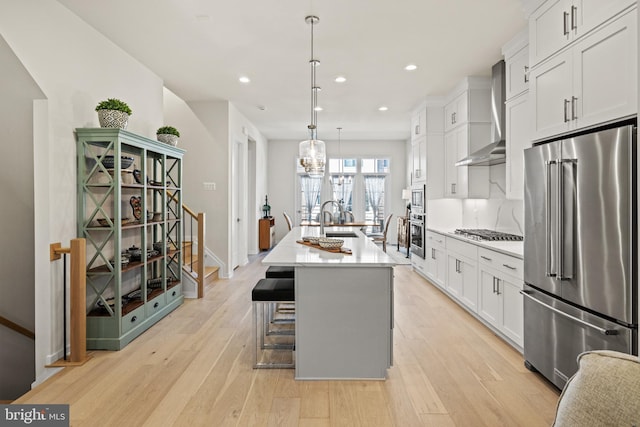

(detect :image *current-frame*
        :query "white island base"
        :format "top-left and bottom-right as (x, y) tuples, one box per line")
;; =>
(263, 227), (395, 380)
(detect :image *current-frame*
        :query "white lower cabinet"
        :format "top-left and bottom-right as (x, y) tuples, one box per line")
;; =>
(477, 249), (524, 348)
(445, 238), (478, 312)
(415, 235), (524, 351)
(425, 231), (447, 287)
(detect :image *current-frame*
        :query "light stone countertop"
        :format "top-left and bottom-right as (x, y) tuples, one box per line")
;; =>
(427, 227), (524, 259)
(262, 226), (396, 267)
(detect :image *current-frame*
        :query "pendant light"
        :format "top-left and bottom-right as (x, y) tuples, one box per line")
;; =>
(299, 15), (326, 177)
(336, 127), (352, 186)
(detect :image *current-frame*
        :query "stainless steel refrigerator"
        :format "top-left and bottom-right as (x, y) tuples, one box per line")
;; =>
(523, 122), (637, 390)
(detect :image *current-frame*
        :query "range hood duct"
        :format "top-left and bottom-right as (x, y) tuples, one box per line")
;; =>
(455, 60), (506, 167)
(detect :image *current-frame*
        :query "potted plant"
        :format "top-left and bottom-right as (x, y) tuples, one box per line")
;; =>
(95, 98), (132, 129)
(156, 126), (180, 146)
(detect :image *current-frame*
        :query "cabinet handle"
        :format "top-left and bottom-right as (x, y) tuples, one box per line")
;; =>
(452, 112), (456, 124)
(131, 316), (137, 323)
(492, 277), (497, 293)
(172, 290), (176, 297)
(431, 248), (436, 260)
(451, 183), (456, 194)
(503, 263), (516, 270)
(153, 302), (159, 308)
(563, 99), (570, 123)
(563, 11), (569, 36)
(415, 125), (420, 135)
(481, 255), (492, 261)
(496, 278), (501, 295)
(524, 65), (529, 83)
(570, 5), (577, 30)
(571, 96), (578, 120)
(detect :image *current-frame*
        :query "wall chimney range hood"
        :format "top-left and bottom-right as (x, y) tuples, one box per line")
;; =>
(455, 60), (506, 167)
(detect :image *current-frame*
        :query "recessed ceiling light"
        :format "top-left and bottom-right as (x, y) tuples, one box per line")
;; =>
(314, 106), (323, 111)
(335, 76), (347, 83)
(378, 106), (389, 111)
(404, 64), (418, 71)
(239, 76), (250, 83)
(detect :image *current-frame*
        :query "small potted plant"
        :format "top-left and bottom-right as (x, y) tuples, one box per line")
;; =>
(156, 126), (180, 146)
(95, 98), (132, 129)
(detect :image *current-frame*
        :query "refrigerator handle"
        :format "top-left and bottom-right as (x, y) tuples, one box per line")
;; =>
(557, 160), (564, 279)
(545, 160), (556, 277)
(520, 291), (619, 336)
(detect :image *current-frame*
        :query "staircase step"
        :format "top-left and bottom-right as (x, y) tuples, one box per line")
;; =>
(204, 266), (219, 286)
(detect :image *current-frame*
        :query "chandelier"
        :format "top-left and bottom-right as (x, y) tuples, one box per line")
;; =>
(336, 127), (352, 186)
(299, 15), (326, 177)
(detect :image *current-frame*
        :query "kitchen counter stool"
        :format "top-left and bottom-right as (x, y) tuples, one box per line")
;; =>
(252, 278), (295, 368)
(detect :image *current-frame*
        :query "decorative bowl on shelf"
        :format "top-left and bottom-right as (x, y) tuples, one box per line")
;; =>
(101, 155), (135, 170)
(97, 217), (131, 227)
(152, 242), (163, 252)
(109, 255), (130, 269)
(318, 238), (344, 249)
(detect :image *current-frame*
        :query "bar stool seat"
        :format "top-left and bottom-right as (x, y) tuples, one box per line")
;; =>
(265, 265), (295, 279)
(252, 278), (295, 369)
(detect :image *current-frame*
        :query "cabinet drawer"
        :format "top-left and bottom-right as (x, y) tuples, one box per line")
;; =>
(478, 248), (523, 279)
(147, 294), (167, 316)
(122, 306), (145, 334)
(446, 237), (477, 261)
(426, 231), (446, 249)
(166, 283), (182, 304)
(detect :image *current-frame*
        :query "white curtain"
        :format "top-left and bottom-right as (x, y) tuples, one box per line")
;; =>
(364, 175), (385, 225)
(300, 175), (323, 221)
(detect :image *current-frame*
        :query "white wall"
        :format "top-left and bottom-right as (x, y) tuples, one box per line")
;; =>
(0, 0), (164, 386)
(267, 138), (408, 244)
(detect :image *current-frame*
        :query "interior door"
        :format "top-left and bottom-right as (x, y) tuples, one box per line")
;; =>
(524, 140), (562, 296)
(560, 125), (634, 323)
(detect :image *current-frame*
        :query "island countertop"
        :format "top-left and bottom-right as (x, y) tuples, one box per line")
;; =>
(262, 226), (396, 267)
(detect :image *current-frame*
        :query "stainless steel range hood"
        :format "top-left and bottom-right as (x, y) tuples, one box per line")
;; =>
(455, 60), (506, 166)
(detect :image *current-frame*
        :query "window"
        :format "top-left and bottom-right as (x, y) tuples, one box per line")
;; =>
(295, 157), (389, 226)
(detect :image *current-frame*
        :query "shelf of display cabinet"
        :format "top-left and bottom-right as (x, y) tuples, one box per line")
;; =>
(87, 284), (179, 317)
(85, 220), (169, 231)
(86, 254), (166, 274)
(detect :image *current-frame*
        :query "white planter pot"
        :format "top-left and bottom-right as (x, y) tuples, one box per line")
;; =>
(97, 109), (129, 129)
(157, 134), (179, 146)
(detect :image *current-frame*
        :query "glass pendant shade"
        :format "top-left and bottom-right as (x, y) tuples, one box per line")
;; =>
(299, 137), (326, 176)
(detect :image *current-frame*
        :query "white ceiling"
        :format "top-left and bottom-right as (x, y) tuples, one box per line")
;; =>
(58, 0), (527, 141)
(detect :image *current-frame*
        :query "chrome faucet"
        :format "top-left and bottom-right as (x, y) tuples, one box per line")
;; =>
(319, 200), (344, 236)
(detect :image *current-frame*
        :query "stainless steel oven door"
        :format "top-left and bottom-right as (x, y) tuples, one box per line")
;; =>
(410, 220), (424, 258)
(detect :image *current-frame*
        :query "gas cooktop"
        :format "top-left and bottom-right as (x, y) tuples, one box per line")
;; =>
(453, 228), (523, 241)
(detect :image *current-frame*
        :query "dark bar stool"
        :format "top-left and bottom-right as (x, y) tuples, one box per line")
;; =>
(265, 266), (295, 278)
(252, 278), (295, 368)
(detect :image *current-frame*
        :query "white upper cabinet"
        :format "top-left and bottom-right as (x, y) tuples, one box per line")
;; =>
(444, 124), (491, 199)
(505, 93), (531, 200)
(410, 99), (445, 192)
(444, 92), (468, 132)
(505, 44), (529, 101)
(529, 0), (636, 67)
(411, 107), (428, 142)
(530, 7), (637, 140)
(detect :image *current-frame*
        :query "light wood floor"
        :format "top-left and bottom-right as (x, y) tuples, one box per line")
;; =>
(16, 253), (559, 426)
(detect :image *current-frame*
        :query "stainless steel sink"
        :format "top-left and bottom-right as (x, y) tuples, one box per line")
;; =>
(325, 231), (359, 238)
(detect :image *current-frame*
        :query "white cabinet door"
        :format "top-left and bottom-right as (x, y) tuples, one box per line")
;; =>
(444, 92), (467, 132)
(426, 246), (446, 289)
(444, 129), (460, 197)
(505, 93), (530, 200)
(411, 107), (427, 141)
(530, 49), (573, 140)
(412, 139), (424, 183)
(459, 258), (478, 313)
(529, 0), (570, 66)
(572, 8), (637, 130)
(579, 0), (636, 39)
(500, 276), (524, 347)
(446, 254), (463, 299)
(426, 132), (444, 200)
(478, 268), (501, 326)
(506, 44), (530, 100)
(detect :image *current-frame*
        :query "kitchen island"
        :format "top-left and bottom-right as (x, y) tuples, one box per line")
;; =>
(263, 226), (395, 380)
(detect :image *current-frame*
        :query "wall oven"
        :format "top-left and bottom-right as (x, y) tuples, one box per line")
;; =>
(409, 184), (425, 258)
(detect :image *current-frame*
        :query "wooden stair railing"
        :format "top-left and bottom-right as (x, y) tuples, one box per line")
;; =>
(48, 238), (90, 366)
(0, 315), (34, 340)
(167, 191), (206, 298)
